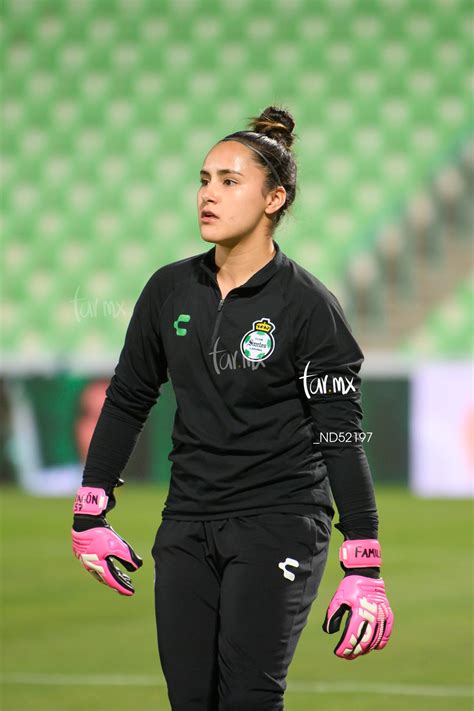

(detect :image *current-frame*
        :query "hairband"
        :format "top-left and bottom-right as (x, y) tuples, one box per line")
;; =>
(220, 135), (282, 186)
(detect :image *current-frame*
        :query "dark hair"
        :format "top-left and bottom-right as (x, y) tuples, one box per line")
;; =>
(219, 105), (298, 231)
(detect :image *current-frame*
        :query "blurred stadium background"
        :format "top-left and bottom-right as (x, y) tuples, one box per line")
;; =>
(1, 0), (472, 709)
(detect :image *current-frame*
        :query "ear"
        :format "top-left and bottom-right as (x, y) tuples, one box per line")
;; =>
(265, 185), (287, 216)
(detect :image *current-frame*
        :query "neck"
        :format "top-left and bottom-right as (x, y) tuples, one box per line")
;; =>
(214, 236), (276, 286)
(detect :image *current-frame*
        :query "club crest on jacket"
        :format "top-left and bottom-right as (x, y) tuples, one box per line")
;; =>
(240, 317), (276, 362)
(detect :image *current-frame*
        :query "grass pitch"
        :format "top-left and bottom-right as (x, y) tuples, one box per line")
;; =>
(1, 484), (472, 711)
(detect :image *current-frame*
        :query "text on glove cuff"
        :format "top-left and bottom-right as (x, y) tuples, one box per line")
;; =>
(339, 539), (381, 568)
(74, 487), (109, 516)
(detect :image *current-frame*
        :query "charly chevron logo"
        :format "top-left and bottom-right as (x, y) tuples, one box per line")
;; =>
(173, 313), (191, 336)
(278, 557), (300, 582)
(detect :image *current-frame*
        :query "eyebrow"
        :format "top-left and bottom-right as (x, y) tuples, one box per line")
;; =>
(200, 169), (244, 177)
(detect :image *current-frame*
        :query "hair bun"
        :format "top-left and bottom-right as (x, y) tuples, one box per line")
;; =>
(247, 105), (296, 149)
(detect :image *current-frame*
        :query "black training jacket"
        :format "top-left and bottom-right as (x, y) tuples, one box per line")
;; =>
(82, 239), (378, 538)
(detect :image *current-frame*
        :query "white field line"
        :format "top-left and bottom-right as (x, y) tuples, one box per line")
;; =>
(0, 673), (472, 698)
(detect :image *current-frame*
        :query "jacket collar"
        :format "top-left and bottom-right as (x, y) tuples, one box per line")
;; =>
(198, 239), (284, 291)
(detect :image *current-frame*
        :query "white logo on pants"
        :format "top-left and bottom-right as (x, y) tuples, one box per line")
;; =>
(278, 557), (300, 581)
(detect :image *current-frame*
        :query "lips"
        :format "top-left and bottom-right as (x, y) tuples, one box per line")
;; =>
(201, 210), (218, 219)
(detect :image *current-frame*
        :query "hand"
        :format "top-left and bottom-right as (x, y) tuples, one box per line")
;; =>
(322, 539), (394, 659)
(72, 485), (143, 596)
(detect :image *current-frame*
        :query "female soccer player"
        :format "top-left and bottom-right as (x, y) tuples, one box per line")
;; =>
(72, 106), (393, 711)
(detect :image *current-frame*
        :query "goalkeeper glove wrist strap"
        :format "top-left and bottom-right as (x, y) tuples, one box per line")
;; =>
(73, 486), (109, 516)
(339, 538), (381, 568)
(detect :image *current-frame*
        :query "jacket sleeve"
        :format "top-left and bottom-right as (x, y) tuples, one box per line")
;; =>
(81, 272), (169, 494)
(293, 287), (379, 541)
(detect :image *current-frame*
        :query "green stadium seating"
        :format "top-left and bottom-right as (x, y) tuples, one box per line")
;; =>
(399, 276), (473, 357)
(1, 0), (472, 362)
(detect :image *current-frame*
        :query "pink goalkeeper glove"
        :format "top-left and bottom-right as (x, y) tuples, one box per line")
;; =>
(72, 486), (143, 596)
(322, 539), (394, 659)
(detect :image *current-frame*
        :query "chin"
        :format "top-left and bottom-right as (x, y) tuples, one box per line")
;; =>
(199, 230), (226, 243)
(200, 234), (243, 249)
(199, 233), (219, 244)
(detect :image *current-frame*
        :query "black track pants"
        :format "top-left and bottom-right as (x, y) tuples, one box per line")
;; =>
(151, 511), (332, 711)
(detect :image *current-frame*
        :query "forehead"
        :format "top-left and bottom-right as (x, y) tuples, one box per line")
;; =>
(201, 140), (260, 175)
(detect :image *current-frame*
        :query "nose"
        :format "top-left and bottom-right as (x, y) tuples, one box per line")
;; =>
(200, 182), (218, 205)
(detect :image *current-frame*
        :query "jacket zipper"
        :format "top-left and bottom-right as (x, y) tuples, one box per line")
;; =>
(211, 296), (225, 346)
